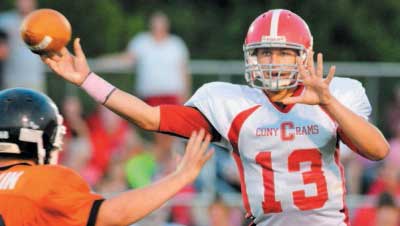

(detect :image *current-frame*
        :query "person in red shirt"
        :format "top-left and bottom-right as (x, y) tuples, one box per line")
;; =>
(0, 88), (213, 226)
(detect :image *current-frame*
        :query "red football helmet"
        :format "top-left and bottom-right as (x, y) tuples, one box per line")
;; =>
(243, 9), (313, 91)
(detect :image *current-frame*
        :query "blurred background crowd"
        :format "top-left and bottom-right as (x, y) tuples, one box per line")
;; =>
(1, 0), (400, 225)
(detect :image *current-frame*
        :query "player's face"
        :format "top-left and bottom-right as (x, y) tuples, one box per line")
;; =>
(255, 48), (298, 87)
(255, 48), (297, 66)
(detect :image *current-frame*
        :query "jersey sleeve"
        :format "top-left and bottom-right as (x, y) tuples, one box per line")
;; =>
(329, 77), (372, 153)
(39, 166), (104, 226)
(159, 105), (221, 141)
(330, 77), (372, 119)
(185, 82), (258, 149)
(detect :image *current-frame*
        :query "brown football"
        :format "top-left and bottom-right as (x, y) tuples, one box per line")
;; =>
(20, 9), (71, 54)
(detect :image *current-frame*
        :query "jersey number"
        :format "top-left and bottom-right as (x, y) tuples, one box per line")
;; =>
(255, 148), (328, 213)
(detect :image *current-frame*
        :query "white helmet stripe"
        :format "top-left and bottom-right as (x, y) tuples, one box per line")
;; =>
(270, 9), (282, 37)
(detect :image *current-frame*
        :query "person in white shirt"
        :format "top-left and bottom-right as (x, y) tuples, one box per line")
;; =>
(0, 0), (46, 92)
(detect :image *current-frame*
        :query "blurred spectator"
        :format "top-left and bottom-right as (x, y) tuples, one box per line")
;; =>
(352, 192), (400, 226)
(130, 11), (191, 104)
(367, 162), (400, 197)
(215, 148), (241, 193)
(208, 195), (235, 226)
(364, 122), (400, 196)
(341, 146), (381, 195)
(387, 121), (400, 164)
(124, 142), (155, 189)
(83, 105), (135, 186)
(125, 140), (196, 226)
(59, 96), (91, 173)
(0, 29), (9, 87)
(0, 0), (46, 92)
(385, 85), (400, 138)
(98, 12), (191, 187)
(100, 10), (191, 103)
(95, 158), (128, 195)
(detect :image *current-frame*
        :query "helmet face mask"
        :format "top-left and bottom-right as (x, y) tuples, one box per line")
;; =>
(243, 9), (313, 91)
(0, 88), (66, 165)
(244, 47), (301, 91)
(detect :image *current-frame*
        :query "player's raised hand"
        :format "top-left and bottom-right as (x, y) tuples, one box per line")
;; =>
(175, 129), (214, 183)
(281, 51), (336, 106)
(40, 38), (90, 86)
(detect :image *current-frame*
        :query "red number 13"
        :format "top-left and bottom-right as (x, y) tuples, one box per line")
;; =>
(255, 148), (328, 213)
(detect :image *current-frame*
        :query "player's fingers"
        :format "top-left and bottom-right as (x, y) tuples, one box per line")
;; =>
(44, 58), (61, 74)
(201, 147), (214, 165)
(297, 57), (310, 80)
(281, 96), (302, 105)
(199, 134), (211, 155)
(60, 47), (70, 58)
(325, 65), (336, 84)
(74, 38), (86, 60)
(185, 130), (197, 154)
(193, 129), (206, 149)
(48, 53), (62, 62)
(306, 50), (315, 77)
(316, 53), (323, 78)
(40, 55), (48, 62)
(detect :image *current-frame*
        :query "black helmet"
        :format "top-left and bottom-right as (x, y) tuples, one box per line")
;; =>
(0, 88), (65, 164)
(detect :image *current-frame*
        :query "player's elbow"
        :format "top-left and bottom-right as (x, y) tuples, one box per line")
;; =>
(140, 114), (159, 131)
(96, 202), (136, 226)
(137, 106), (160, 131)
(365, 141), (390, 161)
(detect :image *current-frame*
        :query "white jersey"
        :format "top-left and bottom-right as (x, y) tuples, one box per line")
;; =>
(185, 77), (370, 226)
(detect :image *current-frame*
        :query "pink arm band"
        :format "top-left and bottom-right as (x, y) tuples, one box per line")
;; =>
(80, 72), (116, 104)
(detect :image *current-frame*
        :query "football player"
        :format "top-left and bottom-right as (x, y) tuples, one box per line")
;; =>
(41, 9), (389, 226)
(0, 88), (213, 226)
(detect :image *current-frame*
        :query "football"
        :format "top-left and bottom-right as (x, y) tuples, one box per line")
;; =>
(20, 9), (71, 54)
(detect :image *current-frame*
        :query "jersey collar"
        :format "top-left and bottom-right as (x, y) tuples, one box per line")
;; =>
(0, 162), (32, 171)
(263, 84), (305, 113)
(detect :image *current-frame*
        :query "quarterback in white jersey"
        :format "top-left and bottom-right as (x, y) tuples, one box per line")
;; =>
(42, 8), (389, 226)
(185, 77), (370, 225)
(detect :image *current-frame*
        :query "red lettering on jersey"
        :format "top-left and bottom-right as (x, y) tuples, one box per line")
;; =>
(255, 152), (283, 213)
(288, 149), (328, 210)
(281, 121), (294, 141)
(256, 149), (329, 213)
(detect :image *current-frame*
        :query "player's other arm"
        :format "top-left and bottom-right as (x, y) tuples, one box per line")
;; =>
(95, 130), (213, 226)
(284, 53), (389, 161)
(322, 97), (389, 161)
